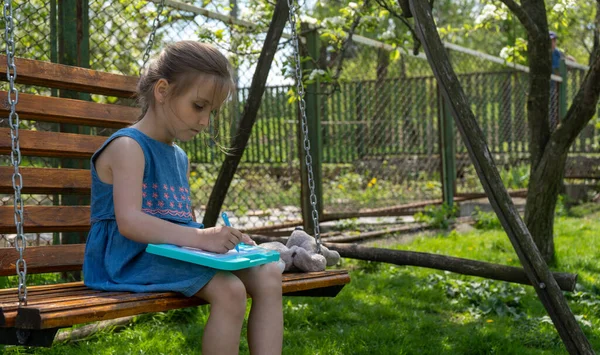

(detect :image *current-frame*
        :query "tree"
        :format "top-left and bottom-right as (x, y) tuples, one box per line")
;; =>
(404, 1), (596, 351)
(493, 0), (600, 263)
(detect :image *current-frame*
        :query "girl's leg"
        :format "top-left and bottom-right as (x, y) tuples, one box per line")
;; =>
(194, 271), (247, 355)
(233, 263), (283, 355)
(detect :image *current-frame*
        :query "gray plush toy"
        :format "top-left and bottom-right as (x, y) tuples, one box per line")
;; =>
(261, 229), (340, 273)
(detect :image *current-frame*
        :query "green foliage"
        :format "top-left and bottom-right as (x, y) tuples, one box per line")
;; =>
(355, 259), (383, 274)
(331, 218), (360, 232)
(414, 203), (458, 230)
(3, 211), (600, 354)
(472, 207), (502, 230)
(500, 164), (530, 190)
(3, 272), (66, 288)
(423, 273), (527, 319)
(555, 194), (570, 217)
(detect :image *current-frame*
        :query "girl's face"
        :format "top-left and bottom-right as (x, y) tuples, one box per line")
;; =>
(159, 75), (230, 142)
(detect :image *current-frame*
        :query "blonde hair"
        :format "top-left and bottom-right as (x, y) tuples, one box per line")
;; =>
(137, 41), (235, 125)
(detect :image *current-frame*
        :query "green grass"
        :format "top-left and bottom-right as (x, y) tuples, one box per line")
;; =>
(2, 211), (600, 354)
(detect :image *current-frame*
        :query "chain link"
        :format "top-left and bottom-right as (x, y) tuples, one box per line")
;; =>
(4, 0), (27, 306)
(140, 0), (166, 75)
(287, 0), (321, 253)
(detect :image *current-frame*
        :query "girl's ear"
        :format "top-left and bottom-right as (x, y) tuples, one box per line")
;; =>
(153, 78), (169, 104)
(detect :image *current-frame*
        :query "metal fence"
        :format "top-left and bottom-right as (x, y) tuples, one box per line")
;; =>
(1, 0), (599, 247)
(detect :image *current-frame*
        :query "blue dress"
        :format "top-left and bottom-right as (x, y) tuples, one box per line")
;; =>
(83, 127), (217, 297)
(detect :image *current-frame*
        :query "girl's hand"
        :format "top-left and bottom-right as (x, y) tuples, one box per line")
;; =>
(241, 234), (257, 246)
(198, 226), (243, 254)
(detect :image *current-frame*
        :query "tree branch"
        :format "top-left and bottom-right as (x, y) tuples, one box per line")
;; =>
(333, 0), (368, 81)
(378, 0), (421, 54)
(497, 0), (542, 40)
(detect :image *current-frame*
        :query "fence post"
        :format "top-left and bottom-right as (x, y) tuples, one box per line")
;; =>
(298, 24), (323, 234)
(58, 0), (90, 250)
(558, 58), (567, 121)
(438, 86), (456, 208)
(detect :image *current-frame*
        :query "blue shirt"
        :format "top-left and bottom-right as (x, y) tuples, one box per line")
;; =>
(552, 48), (562, 70)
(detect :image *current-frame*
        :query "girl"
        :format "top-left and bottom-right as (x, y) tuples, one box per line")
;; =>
(83, 41), (283, 355)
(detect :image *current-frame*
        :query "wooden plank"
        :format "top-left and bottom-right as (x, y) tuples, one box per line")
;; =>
(0, 287), (97, 306)
(0, 128), (105, 158)
(0, 243), (350, 280)
(0, 206), (90, 234)
(18, 295), (201, 329)
(0, 245), (85, 277)
(1, 290), (117, 314)
(0, 92), (138, 128)
(0, 282), (85, 297)
(0, 55), (137, 98)
(281, 273), (350, 294)
(0, 271), (350, 329)
(0, 167), (90, 195)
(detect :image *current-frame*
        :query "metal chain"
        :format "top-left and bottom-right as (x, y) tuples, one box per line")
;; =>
(4, 0), (27, 306)
(287, 0), (321, 253)
(140, 0), (166, 75)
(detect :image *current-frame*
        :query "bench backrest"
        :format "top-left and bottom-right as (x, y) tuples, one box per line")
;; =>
(0, 56), (139, 276)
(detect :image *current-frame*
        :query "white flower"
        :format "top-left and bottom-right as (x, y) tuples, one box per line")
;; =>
(379, 19), (396, 40)
(300, 15), (319, 25)
(323, 16), (346, 27)
(474, 4), (497, 25)
(553, 3), (565, 12)
(348, 2), (358, 9)
(359, 15), (376, 25)
(308, 69), (326, 81)
(499, 47), (511, 60)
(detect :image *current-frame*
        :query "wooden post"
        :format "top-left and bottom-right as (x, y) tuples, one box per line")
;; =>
(407, 1), (594, 353)
(298, 24), (323, 234)
(559, 58), (568, 121)
(58, 0), (90, 248)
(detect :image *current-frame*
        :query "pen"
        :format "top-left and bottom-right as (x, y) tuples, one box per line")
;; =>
(221, 212), (239, 252)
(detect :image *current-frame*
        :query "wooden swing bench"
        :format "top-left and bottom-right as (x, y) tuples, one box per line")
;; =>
(0, 56), (350, 347)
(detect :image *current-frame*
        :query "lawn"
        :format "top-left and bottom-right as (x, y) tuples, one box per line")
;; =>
(2, 208), (599, 354)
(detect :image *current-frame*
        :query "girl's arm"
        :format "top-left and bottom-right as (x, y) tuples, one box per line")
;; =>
(187, 158), (255, 246)
(104, 137), (241, 253)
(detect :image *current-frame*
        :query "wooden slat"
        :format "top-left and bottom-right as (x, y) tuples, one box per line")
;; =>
(0, 91), (138, 128)
(0, 167), (90, 195)
(18, 294), (202, 329)
(0, 55), (138, 98)
(0, 246), (350, 282)
(0, 245), (85, 277)
(0, 287), (98, 307)
(0, 282), (85, 297)
(1, 290), (117, 325)
(0, 128), (106, 158)
(0, 271), (350, 329)
(0, 206), (90, 234)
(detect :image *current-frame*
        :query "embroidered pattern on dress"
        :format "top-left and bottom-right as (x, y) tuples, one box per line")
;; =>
(141, 208), (193, 219)
(142, 182), (192, 219)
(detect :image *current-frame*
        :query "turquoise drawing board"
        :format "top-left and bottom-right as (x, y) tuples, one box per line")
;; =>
(146, 243), (280, 271)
